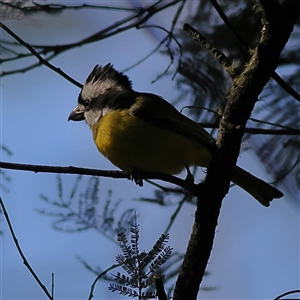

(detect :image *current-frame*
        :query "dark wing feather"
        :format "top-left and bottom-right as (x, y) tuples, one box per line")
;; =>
(128, 93), (216, 152)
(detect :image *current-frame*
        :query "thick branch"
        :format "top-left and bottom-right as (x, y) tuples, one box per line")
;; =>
(154, 274), (167, 300)
(173, 1), (300, 299)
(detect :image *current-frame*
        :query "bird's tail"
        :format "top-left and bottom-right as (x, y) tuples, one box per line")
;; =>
(231, 166), (283, 207)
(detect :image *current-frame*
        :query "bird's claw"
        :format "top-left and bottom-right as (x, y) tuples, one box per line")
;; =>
(131, 168), (144, 187)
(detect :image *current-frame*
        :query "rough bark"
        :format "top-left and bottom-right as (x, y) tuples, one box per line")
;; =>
(173, 1), (300, 299)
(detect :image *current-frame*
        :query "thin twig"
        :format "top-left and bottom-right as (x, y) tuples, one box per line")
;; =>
(0, 22), (83, 88)
(210, 0), (249, 48)
(274, 289), (300, 300)
(136, 24), (183, 82)
(198, 123), (300, 135)
(0, 197), (53, 300)
(210, 0), (300, 102)
(1, 1), (182, 79)
(271, 71), (300, 103)
(0, 161), (187, 190)
(180, 105), (300, 134)
(271, 154), (300, 184)
(164, 195), (187, 235)
(51, 273), (54, 299)
(248, 117), (296, 130)
(88, 263), (122, 300)
(183, 23), (237, 78)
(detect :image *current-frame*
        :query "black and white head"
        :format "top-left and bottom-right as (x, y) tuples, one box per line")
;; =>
(68, 63), (134, 127)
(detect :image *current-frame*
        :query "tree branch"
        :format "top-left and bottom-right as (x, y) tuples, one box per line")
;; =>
(1, 1), (183, 78)
(0, 161), (188, 191)
(199, 123), (300, 135)
(154, 274), (167, 300)
(173, 1), (300, 299)
(183, 23), (237, 78)
(0, 197), (53, 300)
(210, 0), (300, 103)
(0, 22), (83, 87)
(0, 1), (139, 13)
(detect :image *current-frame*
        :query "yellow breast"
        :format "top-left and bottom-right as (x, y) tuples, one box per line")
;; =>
(91, 109), (211, 174)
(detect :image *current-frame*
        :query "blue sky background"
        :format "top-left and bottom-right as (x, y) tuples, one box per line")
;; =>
(1, 1), (299, 299)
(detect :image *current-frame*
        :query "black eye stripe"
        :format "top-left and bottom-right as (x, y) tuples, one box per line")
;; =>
(78, 96), (90, 107)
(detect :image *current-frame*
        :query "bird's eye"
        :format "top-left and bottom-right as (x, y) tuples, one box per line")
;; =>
(78, 94), (91, 109)
(83, 100), (90, 108)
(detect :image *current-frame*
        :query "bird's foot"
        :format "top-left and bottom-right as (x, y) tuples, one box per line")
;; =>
(184, 167), (194, 200)
(131, 168), (144, 187)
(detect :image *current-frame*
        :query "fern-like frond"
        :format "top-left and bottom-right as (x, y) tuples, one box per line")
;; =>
(149, 246), (173, 274)
(108, 283), (139, 297)
(140, 233), (170, 270)
(131, 222), (140, 256)
(116, 254), (139, 277)
(39, 176), (139, 239)
(140, 279), (151, 289)
(109, 219), (173, 298)
(140, 291), (157, 299)
(69, 175), (82, 200)
(112, 272), (139, 287)
(115, 254), (126, 265)
(84, 177), (100, 205)
(117, 231), (133, 259)
(115, 208), (136, 235)
(56, 175), (63, 201)
(152, 233), (170, 253)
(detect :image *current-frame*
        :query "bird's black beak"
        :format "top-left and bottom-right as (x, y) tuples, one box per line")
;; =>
(68, 106), (85, 121)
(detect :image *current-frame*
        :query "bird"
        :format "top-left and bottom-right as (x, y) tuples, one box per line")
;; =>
(68, 63), (283, 207)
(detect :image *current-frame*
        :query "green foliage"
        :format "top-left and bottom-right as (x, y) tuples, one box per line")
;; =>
(108, 220), (173, 299)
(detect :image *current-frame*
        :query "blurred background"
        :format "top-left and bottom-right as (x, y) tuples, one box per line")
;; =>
(1, 1), (299, 299)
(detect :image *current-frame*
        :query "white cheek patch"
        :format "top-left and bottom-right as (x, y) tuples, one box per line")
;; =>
(84, 109), (100, 128)
(84, 107), (112, 128)
(80, 74), (123, 128)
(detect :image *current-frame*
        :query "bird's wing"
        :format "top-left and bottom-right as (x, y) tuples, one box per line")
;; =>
(129, 93), (216, 152)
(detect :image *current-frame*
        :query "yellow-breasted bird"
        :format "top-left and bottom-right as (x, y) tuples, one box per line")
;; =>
(68, 63), (283, 207)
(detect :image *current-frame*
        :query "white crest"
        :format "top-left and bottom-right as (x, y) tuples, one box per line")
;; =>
(80, 64), (131, 100)
(81, 77), (118, 100)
